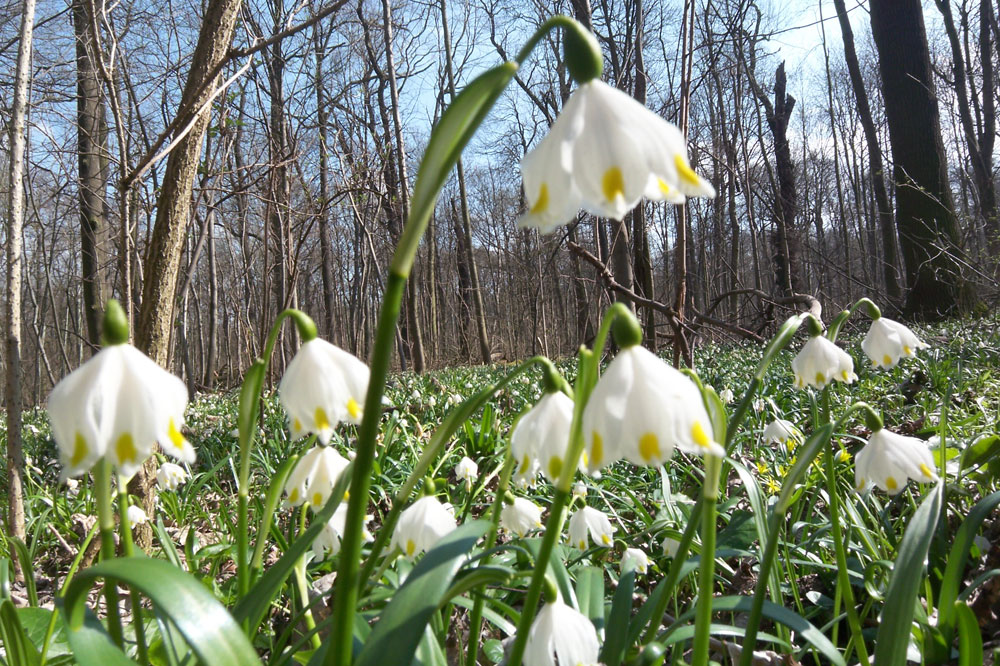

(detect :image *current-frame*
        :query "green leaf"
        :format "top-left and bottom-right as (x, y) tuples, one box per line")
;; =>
(874, 482), (944, 666)
(483, 638), (505, 664)
(62, 557), (260, 665)
(412, 624), (448, 666)
(574, 566), (604, 633)
(961, 434), (1000, 472)
(392, 62), (518, 275)
(707, 596), (845, 666)
(59, 605), (134, 666)
(658, 622), (789, 651)
(355, 521), (489, 666)
(17, 607), (70, 658)
(0, 599), (40, 666)
(954, 601), (982, 666)
(601, 569), (635, 666)
(9, 538), (37, 607)
(232, 462), (352, 633)
(938, 489), (1000, 636)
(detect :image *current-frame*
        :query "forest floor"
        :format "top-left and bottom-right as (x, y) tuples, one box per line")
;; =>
(5, 314), (1000, 662)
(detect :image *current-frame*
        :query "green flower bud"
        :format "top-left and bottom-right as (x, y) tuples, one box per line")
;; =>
(611, 309), (643, 349)
(562, 19), (603, 83)
(101, 299), (130, 346)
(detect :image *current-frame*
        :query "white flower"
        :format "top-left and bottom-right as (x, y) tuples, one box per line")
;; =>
(312, 503), (373, 559)
(519, 79), (714, 234)
(791, 336), (857, 390)
(582, 345), (724, 474)
(455, 456), (479, 491)
(392, 496), (457, 559)
(719, 388), (735, 404)
(572, 481), (588, 501)
(621, 547), (650, 574)
(126, 505), (148, 528)
(524, 598), (600, 666)
(510, 391), (575, 485)
(568, 506), (616, 550)
(278, 338), (370, 445)
(855, 429), (939, 495)
(752, 397), (766, 413)
(662, 537), (680, 557)
(284, 445), (351, 509)
(156, 462), (188, 491)
(427, 396), (437, 408)
(448, 394), (462, 406)
(862, 318), (929, 369)
(501, 497), (544, 538)
(47, 343), (193, 480)
(762, 419), (801, 449)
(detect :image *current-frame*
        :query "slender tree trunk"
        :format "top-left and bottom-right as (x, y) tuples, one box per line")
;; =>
(380, 0), (424, 371)
(870, 0), (973, 318)
(832, 0), (902, 308)
(73, 0), (108, 351)
(5, 0), (37, 570)
(134, 0), (243, 549)
(440, 0), (491, 364)
(314, 16), (337, 339)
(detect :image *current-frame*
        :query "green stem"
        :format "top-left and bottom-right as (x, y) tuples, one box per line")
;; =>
(94, 461), (123, 648)
(691, 454), (722, 666)
(117, 479), (148, 665)
(506, 304), (627, 666)
(466, 455), (515, 666)
(824, 447), (871, 666)
(327, 271), (406, 666)
(40, 523), (98, 663)
(237, 308), (312, 601)
(293, 505), (322, 651)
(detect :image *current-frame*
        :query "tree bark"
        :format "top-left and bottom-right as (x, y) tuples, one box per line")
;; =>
(5, 0), (37, 570)
(870, 0), (973, 318)
(134, 0), (243, 548)
(832, 0), (902, 308)
(73, 0), (108, 351)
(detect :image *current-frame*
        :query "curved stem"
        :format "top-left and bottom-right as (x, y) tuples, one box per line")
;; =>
(293, 505), (322, 651)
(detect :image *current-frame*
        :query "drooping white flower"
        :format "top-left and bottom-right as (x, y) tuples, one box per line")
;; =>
(572, 481), (588, 501)
(519, 79), (714, 234)
(762, 419), (802, 450)
(312, 503), (374, 559)
(126, 505), (148, 528)
(278, 338), (369, 445)
(862, 318), (929, 369)
(284, 445), (351, 509)
(719, 388), (735, 404)
(568, 506), (616, 550)
(156, 462), (189, 491)
(791, 336), (857, 390)
(47, 343), (193, 480)
(455, 456), (479, 491)
(753, 397), (766, 413)
(501, 497), (544, 538)
(510, 391), (575, 485)
(855, 428), (938, 495)
(662, 537), (680, 558)
(391, 496), (457, 559)
(582, 345), (724, 474)
(524, 597), (601, 666)
(621, 547), (650, 575)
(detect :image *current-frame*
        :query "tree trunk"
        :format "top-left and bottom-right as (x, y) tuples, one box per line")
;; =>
(440, 0), (491, 364)
(833, 0), (902, 308)
(134, 0), (243, 549)
(5, 0), (36, 571)
(73, 0), (108, 351)
(869, 0), (973, 318)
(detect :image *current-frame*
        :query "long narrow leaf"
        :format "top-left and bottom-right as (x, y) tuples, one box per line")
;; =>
(355, 521), (488, 666)
(874, 483), (944, 666)
(62, 557), (260, 666)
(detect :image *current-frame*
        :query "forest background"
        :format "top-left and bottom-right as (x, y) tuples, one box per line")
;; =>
(1, 0), (998, 411)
